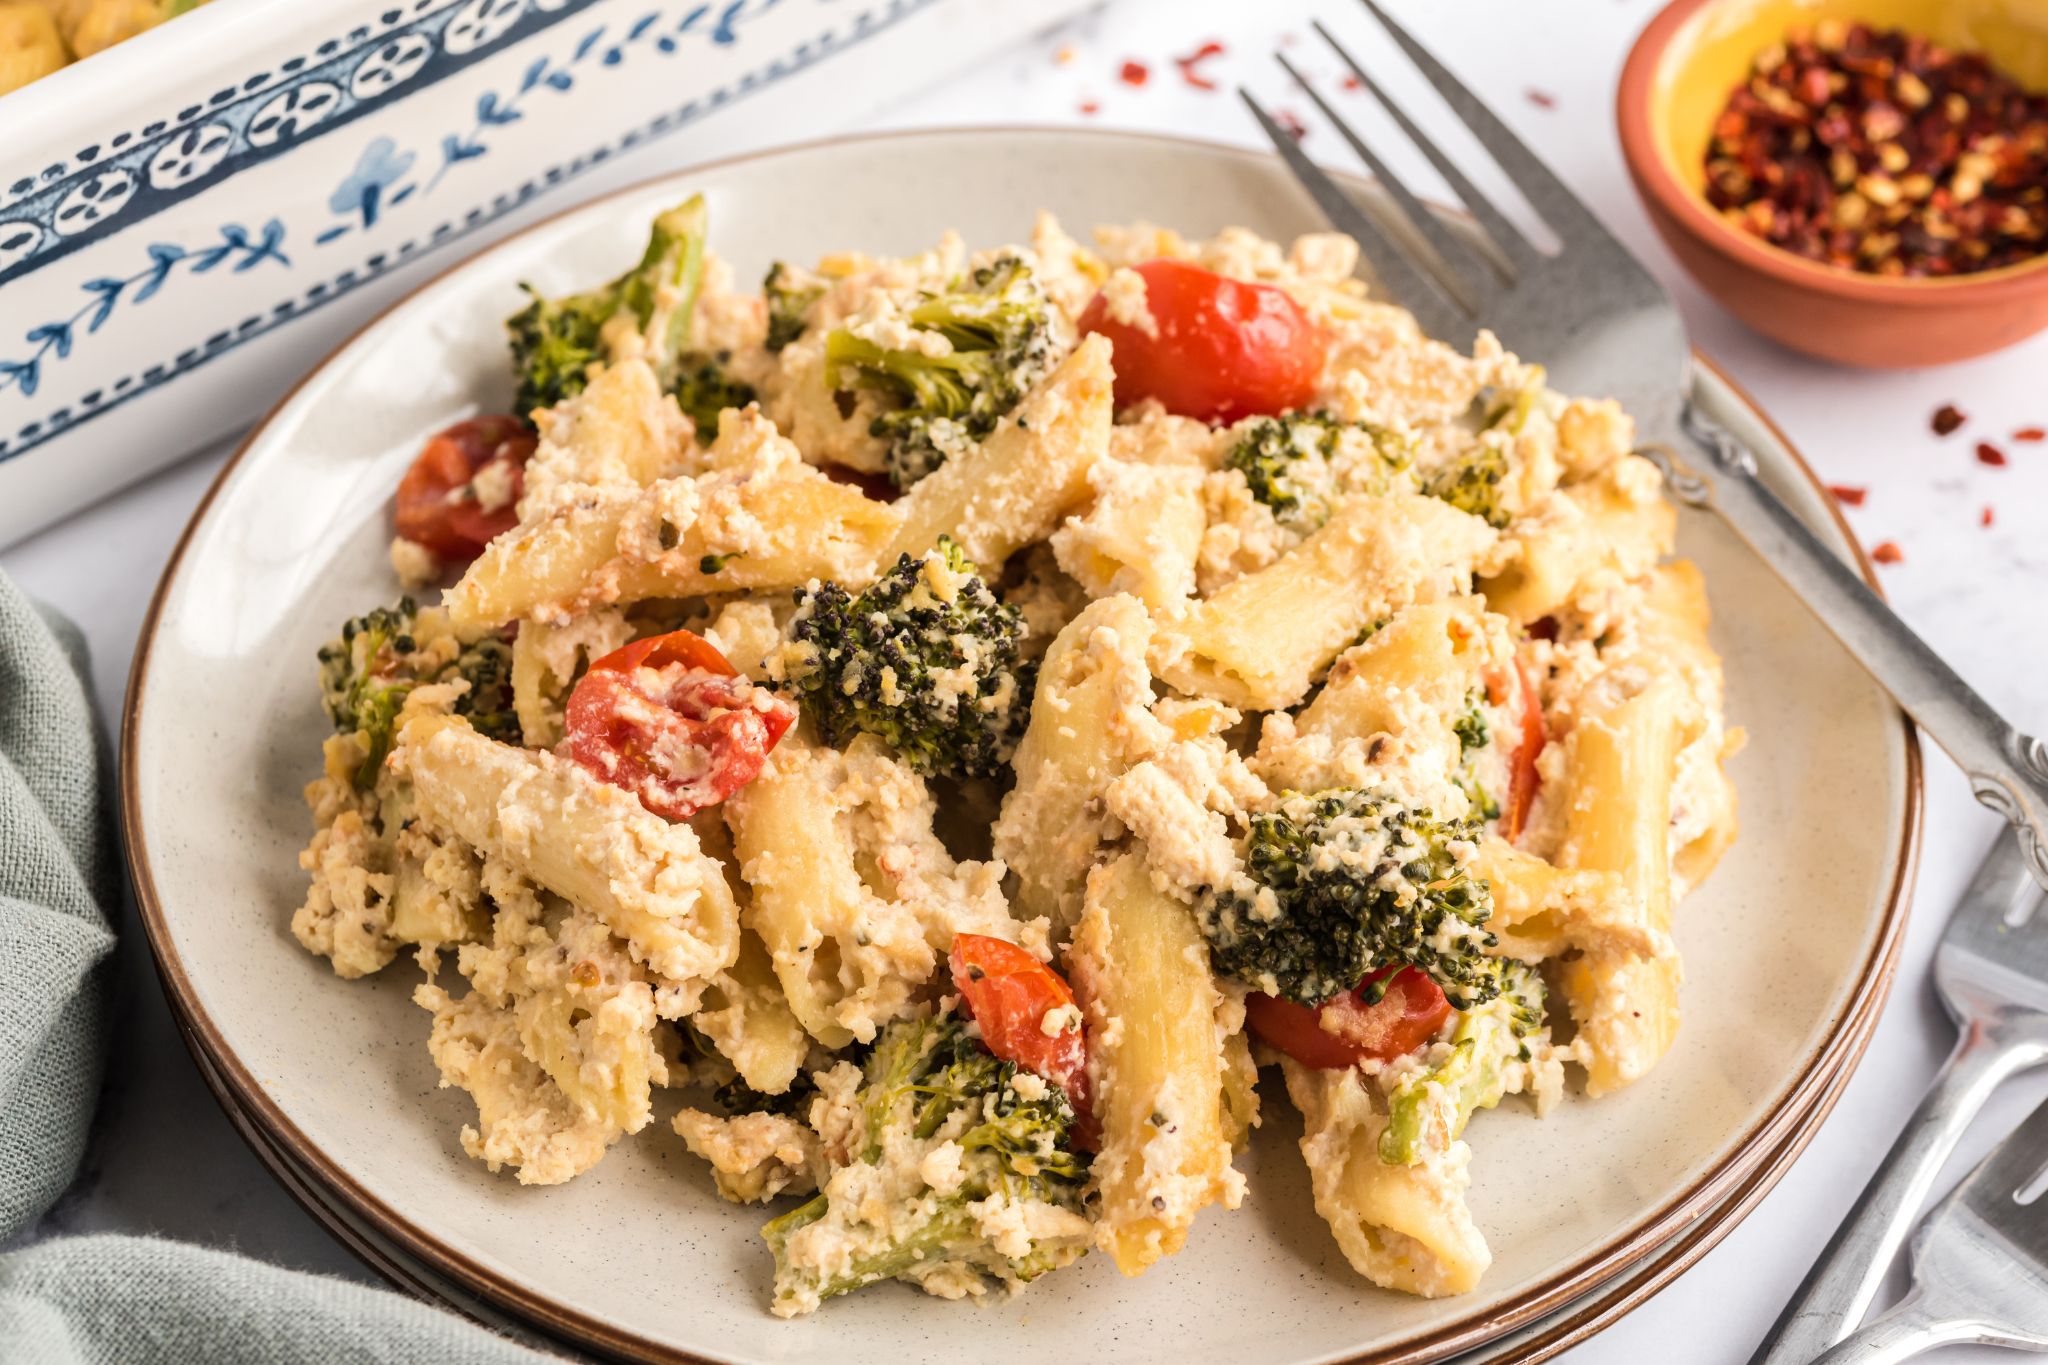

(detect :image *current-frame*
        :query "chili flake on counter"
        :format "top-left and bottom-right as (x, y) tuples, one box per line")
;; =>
(1704, 21), (2048, 277)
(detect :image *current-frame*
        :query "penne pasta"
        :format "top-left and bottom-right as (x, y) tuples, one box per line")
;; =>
(883, 334), (1114, 570)
(1153, 494), (1497, 712)
(394, 713), (741, 988)
(1068, 852), (1244, 1276)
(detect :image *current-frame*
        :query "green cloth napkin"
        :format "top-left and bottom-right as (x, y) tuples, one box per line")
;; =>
(0, 571), (562, 1364)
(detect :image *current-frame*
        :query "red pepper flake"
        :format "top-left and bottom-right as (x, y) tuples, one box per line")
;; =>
(1341, 72), (1363, 92)
(1932, 403), (1966, 435)
(1976, 440), (2008, 466)
(1078, 100), (1101, 117)
(1527, 88), (1558, 109)
(1119, 59), (1148, 87)
(1174, 40), (1226, 91)
(1827, 483), (1869, 505)
(1872, 540), (1905, 564)
(2014, 426), (2046, 442)
(1703, 23), (2048, 278)
(1275, 109), (1309, 141)
(1981, 505), (1996, 526)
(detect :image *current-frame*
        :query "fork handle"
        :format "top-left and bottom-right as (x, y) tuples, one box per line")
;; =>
(1676, 404), (2048, 892)
(1750, 1025), (2045, 1363)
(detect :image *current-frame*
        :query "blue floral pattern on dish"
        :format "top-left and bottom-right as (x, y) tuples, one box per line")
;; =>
(0, 0), (598, 286)
(316, 139), (419, 243)
(0, 222), (289, 398)
(322, 1), (785, 234)
(0, 0), (944, 467)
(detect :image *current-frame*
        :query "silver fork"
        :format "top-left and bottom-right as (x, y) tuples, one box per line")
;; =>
(1812, 1090), (2048, 1363)
(1242, 3), (2048, 890)
(1755, 830), (2048, 1360)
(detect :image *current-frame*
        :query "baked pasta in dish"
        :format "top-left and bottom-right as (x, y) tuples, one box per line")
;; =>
(292, 193), (1741, 1314)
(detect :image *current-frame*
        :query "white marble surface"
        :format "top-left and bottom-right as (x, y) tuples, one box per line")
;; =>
(7, 0), (2048, 1359)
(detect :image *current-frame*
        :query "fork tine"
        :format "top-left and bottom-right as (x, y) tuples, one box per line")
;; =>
(1351, 0), (1607, 241)
(1237, 88), (1472, 342)
(1315, 20), (1543, 271)
(1966, 1093), (2048, 1208)
(1274, 51), (1491, 312)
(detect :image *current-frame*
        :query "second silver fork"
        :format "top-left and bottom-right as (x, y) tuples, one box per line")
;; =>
(1754, 830), (2048, 1360)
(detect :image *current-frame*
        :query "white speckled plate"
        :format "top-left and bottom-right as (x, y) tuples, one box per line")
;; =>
(124, 129), (1920, 1365)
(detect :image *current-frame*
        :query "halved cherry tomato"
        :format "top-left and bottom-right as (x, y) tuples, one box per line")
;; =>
(949, 934), (1096, 1149)
(1500, 657), (1547, 843)
(1244, 966), (1451, 1071)
(394, 414), (536, 565)
(564, 629), (795, 822)
(1077, 258), (1326, 423)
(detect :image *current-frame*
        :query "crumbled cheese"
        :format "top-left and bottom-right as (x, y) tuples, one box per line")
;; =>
(1100, 266), (1159, 338)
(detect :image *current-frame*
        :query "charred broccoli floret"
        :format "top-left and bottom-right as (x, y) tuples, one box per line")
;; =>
(823, 255), (1060, 488)
(1223, 411), (1411, 530)
(783, 539), (1032, 779)
(763, 261), (825, 352)
(670, 350), (755, 438)
(762, 1010), (1090, 1316)
(1380, 960), (1545, 1165)
(1197, 787), (1500, 1010)
(316, 598), (518, 787)
(1421, 444), (1511, 528)
(506, 194), (708, 417)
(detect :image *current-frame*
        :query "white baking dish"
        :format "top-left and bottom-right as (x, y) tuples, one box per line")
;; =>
(0, 0), (1096, 547)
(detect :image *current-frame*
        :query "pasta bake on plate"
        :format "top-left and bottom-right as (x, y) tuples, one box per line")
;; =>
(124, 129), (1916, 1365)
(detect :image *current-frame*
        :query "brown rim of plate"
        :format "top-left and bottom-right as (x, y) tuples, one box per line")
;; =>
(116, 125), (1925, 1365)
(1615, 0), (2048, 300)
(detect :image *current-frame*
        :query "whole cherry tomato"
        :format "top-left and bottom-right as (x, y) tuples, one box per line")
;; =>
(1078, 258), (1326, 423)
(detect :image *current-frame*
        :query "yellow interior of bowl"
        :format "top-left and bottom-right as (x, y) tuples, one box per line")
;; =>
(1654, 0), (2048, 195)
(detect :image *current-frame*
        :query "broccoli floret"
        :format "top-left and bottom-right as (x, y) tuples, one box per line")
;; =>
(764, 261), (825, 352)
(1379, 961), (1545, 1165)
(1223, 411), (1410, 530)
(1197, 788), (1501, 1010)
(783, 539), (1032, 779)
(506, 194), (709, 416)
(1421, 444), (1511, 528)
(761, 1010), (1089, 1316)
(316, 598), (518, 788)
(670, 350), (755, 438)
(824, 255), (1060, 488)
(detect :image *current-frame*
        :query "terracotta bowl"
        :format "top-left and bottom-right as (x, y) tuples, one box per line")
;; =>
(1617, 0), (2048, 368)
